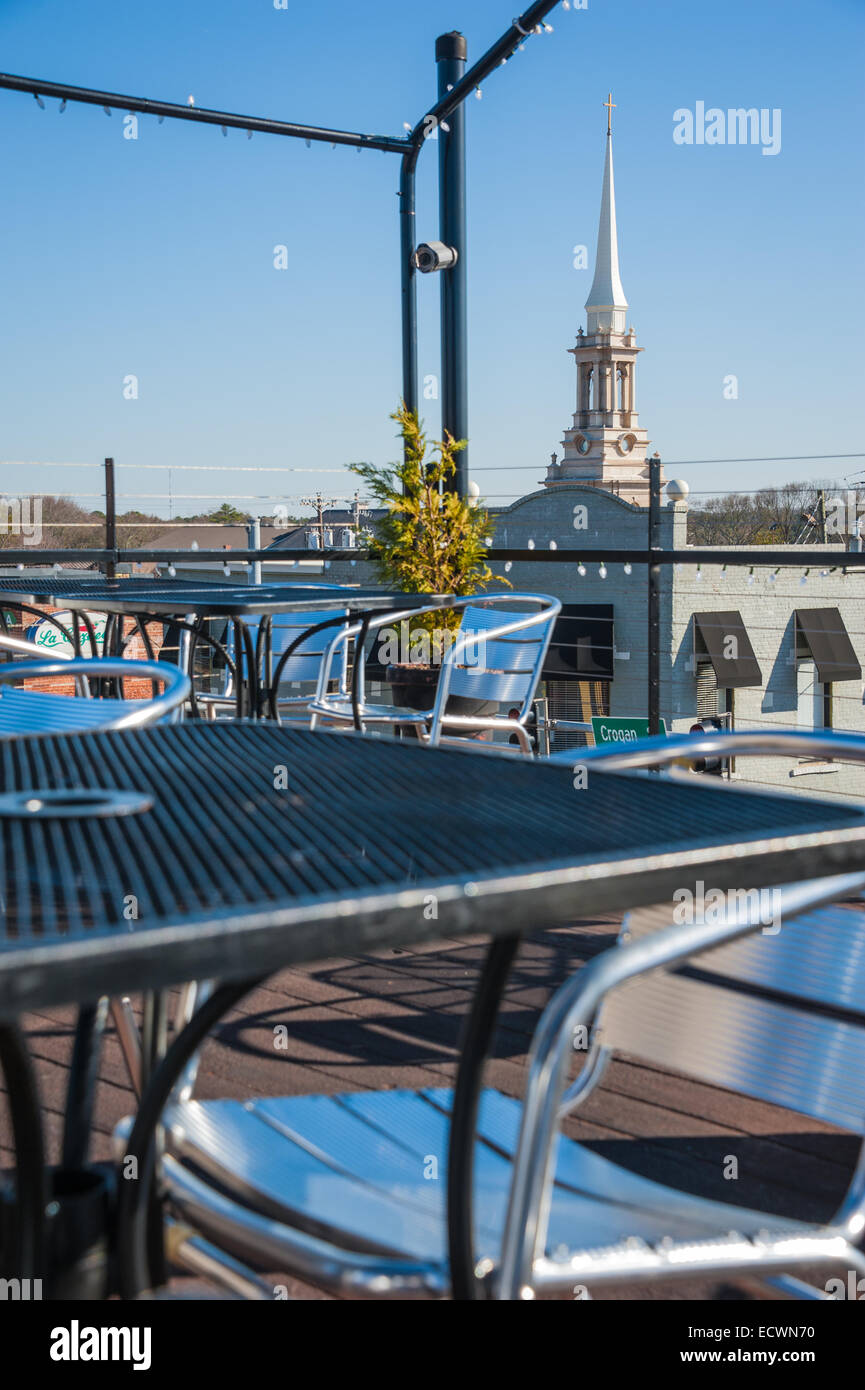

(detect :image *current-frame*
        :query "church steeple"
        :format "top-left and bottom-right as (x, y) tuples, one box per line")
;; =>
(544, 97), (661, 507)
(585, 101), (628, 335)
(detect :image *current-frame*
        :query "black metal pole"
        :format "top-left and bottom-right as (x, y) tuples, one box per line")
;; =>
(104, 457), (116, 579)
(399, 149), (419, 426)
(0, 71), (407, 153)
(648, 455), (662, 737)
(436, 32), (468, 498)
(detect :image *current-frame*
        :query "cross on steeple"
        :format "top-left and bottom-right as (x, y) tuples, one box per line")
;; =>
(604, 92), (616, 135)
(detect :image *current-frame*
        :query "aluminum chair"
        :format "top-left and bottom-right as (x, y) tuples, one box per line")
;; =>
(115, 728), (865, 1300)
(0, 636), (190, 736)
(190, 608), (350, 724)
(308, 594), (561, 753)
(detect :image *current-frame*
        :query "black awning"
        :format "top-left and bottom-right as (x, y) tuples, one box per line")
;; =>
(795, 609), (862, 683)
(693, 611), (762, 689)
(542, 604), (613, 681)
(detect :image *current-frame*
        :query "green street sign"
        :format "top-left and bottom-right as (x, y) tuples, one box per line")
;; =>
(590, 716), (667, 746)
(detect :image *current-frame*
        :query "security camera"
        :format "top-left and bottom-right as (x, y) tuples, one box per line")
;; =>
(412, 241), (459, 273)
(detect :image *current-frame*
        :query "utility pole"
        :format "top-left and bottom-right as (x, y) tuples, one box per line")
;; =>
(300, 491), (335, 550)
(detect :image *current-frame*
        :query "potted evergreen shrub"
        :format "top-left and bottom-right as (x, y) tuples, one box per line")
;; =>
(350, 405), (503, 718)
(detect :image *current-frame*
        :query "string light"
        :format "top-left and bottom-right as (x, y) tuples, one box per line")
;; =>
(222, 126), (228, 137)
(769, 568), (779, 583)
(504, 560), (513, 573)
(695, 566), (703, 581)
(33, 93), (45, 109)
(548, 540), (557, 550)
(103, 106), (111, 117)
(59, 99), (66, 113)
(800, 569), (810, 586)
(223, 564), (231, 577)
(747, 567), (755, 585)
(720, 566), (727, 580)
(623, 562), (632, 575)
(577, 562), (586, 576)
(475, 88), (483, 100)
(598, 563), (607, 579)
(167, 564), (176, 577)
(527, 538), (535, 549)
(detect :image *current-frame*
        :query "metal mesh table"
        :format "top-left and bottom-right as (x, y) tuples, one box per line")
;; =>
(1, 722), (863, 1017)
(0, 577), (441, 617)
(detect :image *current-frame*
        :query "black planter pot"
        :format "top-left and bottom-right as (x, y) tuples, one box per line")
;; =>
(385, 664), (496, 737)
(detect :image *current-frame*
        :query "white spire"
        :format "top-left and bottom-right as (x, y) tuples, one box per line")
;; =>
(585, 102), (628, 335)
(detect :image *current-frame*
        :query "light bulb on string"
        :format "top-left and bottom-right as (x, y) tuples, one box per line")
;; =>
(475, 88), (482, 100)
(222, 126), (228, 138)
(577, 562), (586, 577)
(623, 562), (632, 575)
(720, 566), (727, 580)
(59, 99), (66, 113)
(504, 561), (513, 573)
(527, 538), (535, 550)
(695, 566), (703, 582)
(769, 568), (778, 583)
(800, 569), (809, 586)
(223, 564), (231, 577)
(168, 565), (176, 578)
(598, 564), (607, 579)
(548, 540), (557, 550)
(747, 568), (755, 586)
(34, 93), (45, 109)
(247, 131), (253, 140)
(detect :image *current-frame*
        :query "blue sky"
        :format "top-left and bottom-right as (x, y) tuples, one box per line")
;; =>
(1, 0), (863, 518)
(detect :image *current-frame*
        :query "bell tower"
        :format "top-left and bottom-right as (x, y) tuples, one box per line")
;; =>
(545, 97), (661, 506)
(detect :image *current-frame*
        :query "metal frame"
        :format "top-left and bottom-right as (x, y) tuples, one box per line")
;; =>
(308, 593), (561, 751)
(0, 2), (562, 496)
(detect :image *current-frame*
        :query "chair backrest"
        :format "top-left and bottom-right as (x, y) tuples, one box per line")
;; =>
(227, 610), (349, 691)
(600, 898), (865, 1134)
(445, 601), (557, 706)
(0, 657), (190, 731)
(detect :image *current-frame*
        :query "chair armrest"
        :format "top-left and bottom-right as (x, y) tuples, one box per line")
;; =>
(555, 728), (865, 772)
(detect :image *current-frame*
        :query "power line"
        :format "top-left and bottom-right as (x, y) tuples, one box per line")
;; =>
(473, 452), (865, 473)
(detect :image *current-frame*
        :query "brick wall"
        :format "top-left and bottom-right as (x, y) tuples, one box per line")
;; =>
(7, 606), (167, 701)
